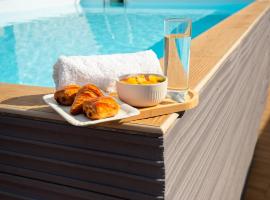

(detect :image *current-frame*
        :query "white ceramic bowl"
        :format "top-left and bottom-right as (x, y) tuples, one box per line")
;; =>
(116, 74), (168, 107)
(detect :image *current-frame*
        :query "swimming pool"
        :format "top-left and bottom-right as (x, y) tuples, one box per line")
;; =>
(0, 0), (253, 87)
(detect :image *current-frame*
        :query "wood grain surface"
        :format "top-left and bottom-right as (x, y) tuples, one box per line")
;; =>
(0, 0), (269, 135)
(164, 5), (270, 199)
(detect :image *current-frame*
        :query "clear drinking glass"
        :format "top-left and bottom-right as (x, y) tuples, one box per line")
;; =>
(164, 18), (192, 97)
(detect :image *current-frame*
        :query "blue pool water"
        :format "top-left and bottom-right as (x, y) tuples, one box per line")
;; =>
(0, 0), (253, 87)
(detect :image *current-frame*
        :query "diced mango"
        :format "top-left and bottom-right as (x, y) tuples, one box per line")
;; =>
(121, 74), (165, 85)
(121, 77), (138, 84)
(148, 75), (158, 83)
(136, 75), (147, 84)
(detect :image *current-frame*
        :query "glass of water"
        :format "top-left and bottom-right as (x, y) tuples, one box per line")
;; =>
(164, 18), (192, 99)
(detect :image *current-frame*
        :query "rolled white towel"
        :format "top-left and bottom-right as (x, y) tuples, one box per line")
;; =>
(53, 50), (163, 92)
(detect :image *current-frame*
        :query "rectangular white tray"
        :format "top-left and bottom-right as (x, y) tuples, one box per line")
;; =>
(43, 94), (140, 126)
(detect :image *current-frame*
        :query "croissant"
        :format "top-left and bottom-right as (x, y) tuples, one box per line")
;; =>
(83, 96), (120, 120)
(54, 84), (81, 106)
(70, 84), (103, 115)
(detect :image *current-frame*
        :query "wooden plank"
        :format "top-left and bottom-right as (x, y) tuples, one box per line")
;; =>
(0, 83), (178, 135)
(0, 163), (158, 200)
(0, 173), (121, 200)
(163, 5), (270, 199)
(0, 82), (197, 125)
(243, 188), (266, 200)
(0, 115), (164, 160)
(0, 191), (34, 200)
(0, 134), (164, 178)
(0, 1), (269, 134)
(119, 90), (198, 122)
(0, 150), (164, 196)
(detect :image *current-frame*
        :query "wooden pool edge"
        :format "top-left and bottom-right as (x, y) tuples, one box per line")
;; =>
(0, 0), (269, 136)
(192, 0), (270, 92)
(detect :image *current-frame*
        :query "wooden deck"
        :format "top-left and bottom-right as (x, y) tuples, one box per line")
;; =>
(0, 1), (269, 200)
(0, 1), (268, 137)
(242, 89), (270, 200)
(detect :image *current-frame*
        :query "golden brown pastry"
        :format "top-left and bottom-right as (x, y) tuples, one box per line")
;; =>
(83, 96), (120, 120)
(70, 84), (103, 115)
(54, 84), (81, 106)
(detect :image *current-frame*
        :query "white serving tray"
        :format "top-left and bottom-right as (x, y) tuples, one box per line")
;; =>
(43, 94), (140, 126)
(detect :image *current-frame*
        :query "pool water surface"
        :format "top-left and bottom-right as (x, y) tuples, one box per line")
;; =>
(0, 0), (253, 87)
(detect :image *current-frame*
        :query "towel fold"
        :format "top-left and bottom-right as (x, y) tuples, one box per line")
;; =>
(53, 50), (163, 92)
